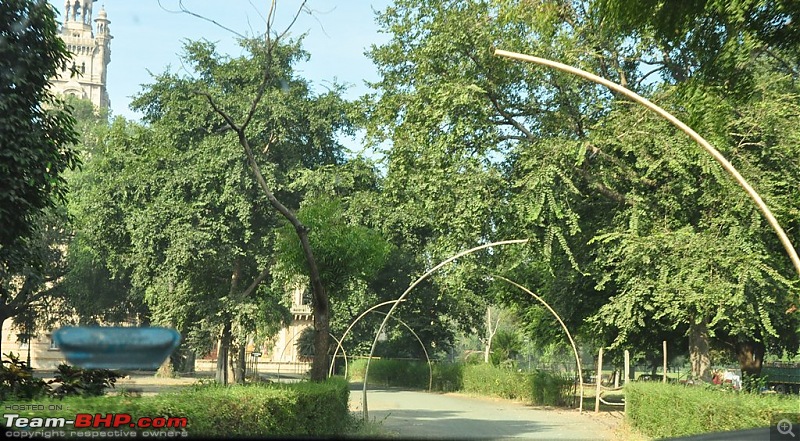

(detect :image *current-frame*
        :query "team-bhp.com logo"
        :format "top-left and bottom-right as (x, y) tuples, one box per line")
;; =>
(4, 413), (187, 435)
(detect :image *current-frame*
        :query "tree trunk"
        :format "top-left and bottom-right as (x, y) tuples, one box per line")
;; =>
(310, 297), (330, 381)
(736, 341), (765, 376)
(689, 316), (711, 381)
(484, 307), (500, 364)
(231, 339), (246, 384)
(216, 321), (231, 385)
(228, 129), (330, 382)
(180, 350), (195, 374)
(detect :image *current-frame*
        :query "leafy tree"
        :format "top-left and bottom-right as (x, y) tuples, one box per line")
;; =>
(366, 0), (800, 382)
(0, 0), (79, 354)
(169, 1), (355, 380)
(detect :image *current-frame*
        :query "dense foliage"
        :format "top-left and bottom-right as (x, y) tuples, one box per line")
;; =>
(0, 0), (80, 354)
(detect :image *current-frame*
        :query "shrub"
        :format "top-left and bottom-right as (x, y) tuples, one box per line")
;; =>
(4, 377), (351, 437)
(462, 364), (574, 406)
(348, 358), (464, 391)
(48, 364), (122, 398)
(529, 369), (574, 406)
(432, 362), (463, 392)
(348, 358), (429, 389)
(626, 381), (800, 439)
(0, 352), (49, 400)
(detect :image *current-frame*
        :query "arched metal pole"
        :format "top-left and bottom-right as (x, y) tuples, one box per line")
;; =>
(493, 49), (800, 280)
(492, 275), (584, 414)
(276, 331), (344, 382)
(328, 299), (405, 378)
(362, 239), (529, 420)
(327, 332), (348, 380)
(371, 310), (433, 392)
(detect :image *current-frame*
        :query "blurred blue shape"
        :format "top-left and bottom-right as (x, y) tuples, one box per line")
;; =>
(53, 327), (181, 370)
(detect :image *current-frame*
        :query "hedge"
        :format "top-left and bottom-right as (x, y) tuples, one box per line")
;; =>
(348, 359), (573, 406)
(3, 377), (351, 437)
(462, 363), (574, 406)
(626, 382), (800, 439)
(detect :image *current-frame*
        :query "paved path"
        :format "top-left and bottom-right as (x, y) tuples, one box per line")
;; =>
(349, 388), (619, 440)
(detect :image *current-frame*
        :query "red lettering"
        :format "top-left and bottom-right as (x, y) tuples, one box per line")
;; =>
(93, 413), (113, 428)
(113, 414), (131, 427)
(74, 414), (92, 428)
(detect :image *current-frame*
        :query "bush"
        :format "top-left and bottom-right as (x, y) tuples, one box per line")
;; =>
(0, 352), (49, 400)
(432, 362), (464, 392)
(348, 358), (429, 389)
(348, 359), (573, 405)
(463, 363), (528, 400)
(529, 369), (574, 406)
(626, 381), (800, 439)
(3, 377), (351, 437)
(462, 364), (574, 406)
(348, 359), (464, 392)
(48, 363), (122, 398)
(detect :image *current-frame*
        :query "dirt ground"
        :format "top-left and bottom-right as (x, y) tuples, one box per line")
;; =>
(110, 372), (204, 395)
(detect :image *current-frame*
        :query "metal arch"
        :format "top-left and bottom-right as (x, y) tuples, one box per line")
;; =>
(328, 299), (405, 378)
(276, 331), (346, 382)
(328, 300), (432, 391)
(362, 239), (529, 420)
(493, 49), (800, 281)
(491, 275), (585, 413)
(370, 310), (433, 392)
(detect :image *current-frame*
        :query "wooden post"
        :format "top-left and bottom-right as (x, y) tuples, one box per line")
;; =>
(624, 350), (630, 385)
(662, 341), (668, 383)
(624, 349), (630, 415)
(595, 347), (603, 413)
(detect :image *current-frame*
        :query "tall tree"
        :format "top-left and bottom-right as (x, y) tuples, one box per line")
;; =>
(0, 0), (80, 352)
(173, 2), (353, 381)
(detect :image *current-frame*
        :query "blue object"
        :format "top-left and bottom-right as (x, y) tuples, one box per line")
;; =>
(53, 327), (181, 370)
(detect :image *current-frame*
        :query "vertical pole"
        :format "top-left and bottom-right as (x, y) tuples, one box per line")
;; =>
(595, 347), (603, 413)
(663, 341), (668, 383)
(624, 350), (630, 385)
(624, 349), (630, 415)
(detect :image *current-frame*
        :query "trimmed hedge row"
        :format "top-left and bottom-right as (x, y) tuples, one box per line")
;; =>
(348, 359), (573, 406)
(462, 363), (574, 406)
(4, 378), (351, 437)
(626, 382), (800, 439)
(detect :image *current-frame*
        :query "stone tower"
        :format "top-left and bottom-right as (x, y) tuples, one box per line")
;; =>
(51, 0), (112, 108)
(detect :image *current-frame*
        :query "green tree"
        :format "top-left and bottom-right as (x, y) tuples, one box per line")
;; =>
(0, 0), (80, 353)
(366, 0), (800, 382)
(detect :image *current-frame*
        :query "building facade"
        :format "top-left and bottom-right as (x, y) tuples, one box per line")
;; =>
(50, 0), (112, 108)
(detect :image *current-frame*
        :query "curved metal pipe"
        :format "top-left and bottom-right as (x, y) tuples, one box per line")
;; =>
(371, 310), (433, 392)
(362, 239), (529, 420)
(328, 299), (405, 377)
(492, 275), (584, 413)
(276, 330), (345, 382)
(493, 49), (800, 280)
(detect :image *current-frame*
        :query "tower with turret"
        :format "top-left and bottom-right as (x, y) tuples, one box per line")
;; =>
(51, 0), (112, 108)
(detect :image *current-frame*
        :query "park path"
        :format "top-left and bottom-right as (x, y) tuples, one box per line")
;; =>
(349, 387), (622, 440)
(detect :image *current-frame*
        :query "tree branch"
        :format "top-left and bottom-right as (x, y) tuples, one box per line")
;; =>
(486, 93), (535, 140)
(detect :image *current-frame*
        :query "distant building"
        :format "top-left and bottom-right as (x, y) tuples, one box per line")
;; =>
(269, 285), (314, 363)
(0, 321), (67, 370)
(50, 0), (112, 108)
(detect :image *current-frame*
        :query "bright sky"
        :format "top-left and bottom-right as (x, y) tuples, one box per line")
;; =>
(49, 1), (391, 124)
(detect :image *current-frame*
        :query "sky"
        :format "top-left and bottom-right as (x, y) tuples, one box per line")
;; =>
(49, 1), (392, 123)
